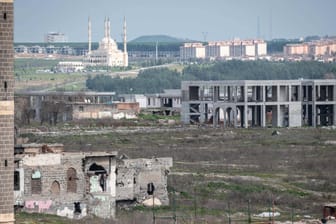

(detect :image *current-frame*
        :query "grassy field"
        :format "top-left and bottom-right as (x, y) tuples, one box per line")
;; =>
(18, 123), (336, 223)
(14, 58), (88, 91)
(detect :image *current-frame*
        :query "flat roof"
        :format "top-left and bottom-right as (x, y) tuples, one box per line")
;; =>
(15, 91), (116, 96)
(182, 79), (336, 86)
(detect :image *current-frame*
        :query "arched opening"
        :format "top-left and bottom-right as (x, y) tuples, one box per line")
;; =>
(51, 181), (60, 195)
(214, 107), (225, 127)
(89, 163), (107, 192)
(67, 168), (77, 193)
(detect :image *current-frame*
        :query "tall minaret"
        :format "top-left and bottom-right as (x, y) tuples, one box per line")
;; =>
(107, 17), (111, 43)
(0, 0), (15, 223)
(88, 16), (91, 54)
(123, 16), (128, 67)
(104, 17), (108, 38)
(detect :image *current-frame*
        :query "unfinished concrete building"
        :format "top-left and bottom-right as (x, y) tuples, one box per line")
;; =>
(14, 144), (172, 219)
(181, 80), (336, 128)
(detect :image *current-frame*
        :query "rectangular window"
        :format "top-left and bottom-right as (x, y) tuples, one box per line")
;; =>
(31, 178), (42, 194)
(14, 171), (20, 191)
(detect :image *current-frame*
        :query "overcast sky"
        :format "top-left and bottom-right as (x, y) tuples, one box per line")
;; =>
(14, 0), (336, 42)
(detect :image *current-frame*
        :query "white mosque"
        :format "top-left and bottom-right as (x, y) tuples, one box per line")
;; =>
(84, 17), (128, 67)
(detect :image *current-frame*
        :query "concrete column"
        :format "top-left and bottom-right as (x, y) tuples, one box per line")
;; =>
(212, 107), (217, 127)
(298, 85), (302, 101)
(277, 85), (280, 102)
(223, 107), (226, 128)
(305, 104), (309, 125)
(244, 105), (248, 128)
(234, 86), (237, 103)
(288, 85), (292, 102)
(261, 104), (266, 127)
(312, 84), (316, 127)
(262, 85), (266, 102)
(252, 86), (256, 101)
(277, 105), (281, 127)
(233, 106), (237, 127)
(200, 103), (205, 123)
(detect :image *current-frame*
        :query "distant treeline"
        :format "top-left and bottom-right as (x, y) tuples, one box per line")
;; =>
(86, 60), (336, 94)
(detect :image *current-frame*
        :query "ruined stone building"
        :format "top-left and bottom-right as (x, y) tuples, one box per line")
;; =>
(181, 79), (336, 128)
(0, 0), (14, 223)
(15, 91), (140, 124)
(14, 144), (172, 219)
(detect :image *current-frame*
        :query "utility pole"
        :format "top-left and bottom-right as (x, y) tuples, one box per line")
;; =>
(228, 201), (231, 224)
(155, 41), (158, 64)
(172, 188), (177, 224)
(247, 199), (252, 224)
(202, 31), (208, 42)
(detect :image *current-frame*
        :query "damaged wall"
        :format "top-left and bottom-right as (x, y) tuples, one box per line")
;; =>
(15, 150), (118, 219)
(116, 158), (173, 206)
(14, 145), (173, 220)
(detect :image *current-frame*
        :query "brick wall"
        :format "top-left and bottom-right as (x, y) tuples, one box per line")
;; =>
(0, 0), (14, 223)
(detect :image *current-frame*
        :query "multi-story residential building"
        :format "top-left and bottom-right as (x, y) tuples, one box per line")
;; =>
(206, 41), (230, 58)
(180, 43), (206, 60)
(284, 43), (309, 56)
(44, 32), (67, 43)
(284, 39), (336, 59)
(181, 79), (336, 128)
(181, 39), (267, 61)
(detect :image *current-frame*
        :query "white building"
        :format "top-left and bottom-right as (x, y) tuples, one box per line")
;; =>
(44, 32), (67, 43)
(180, 43), (206, 60)
(206, 41), (230, 59)
(57, 61), (84, 73)
(182, 39), (268, 61)
(84, 17), (128, 67)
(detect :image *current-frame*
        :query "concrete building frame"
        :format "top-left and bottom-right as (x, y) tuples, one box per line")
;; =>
(181, 80), (336, 128)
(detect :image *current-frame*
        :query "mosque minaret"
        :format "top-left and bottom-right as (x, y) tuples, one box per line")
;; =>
(84, 17), (128, 67)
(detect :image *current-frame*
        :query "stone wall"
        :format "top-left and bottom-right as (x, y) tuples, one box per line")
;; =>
(117, 158), (173, 206)
(16, 151), (118, 219)
(0, 0), (14, 223)
(14, 147), (172, 220)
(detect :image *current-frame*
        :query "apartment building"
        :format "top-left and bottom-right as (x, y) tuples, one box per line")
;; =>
(180, 39), (267, 60)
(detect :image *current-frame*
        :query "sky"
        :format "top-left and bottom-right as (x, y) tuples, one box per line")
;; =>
(14, 0), (336, 42)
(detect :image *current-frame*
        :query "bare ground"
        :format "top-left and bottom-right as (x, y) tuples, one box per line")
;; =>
(18, 124), (336, 223)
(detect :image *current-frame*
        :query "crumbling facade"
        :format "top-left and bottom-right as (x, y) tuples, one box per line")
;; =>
(181, 80), (336, 128)
(14, 144), (172, 219)
(0, 0), (14, 223)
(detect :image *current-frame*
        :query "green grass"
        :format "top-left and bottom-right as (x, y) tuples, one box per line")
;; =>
(16, 212), (70, 224)
(138, 113), (180, 121)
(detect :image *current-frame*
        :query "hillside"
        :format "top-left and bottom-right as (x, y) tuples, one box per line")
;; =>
(130, 34), (186, 43)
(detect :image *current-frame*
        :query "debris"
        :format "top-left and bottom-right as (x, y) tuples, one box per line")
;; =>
(254, 211), (280, 218)
(272, 130), (281, 136)
(142, 196), (162, 207)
